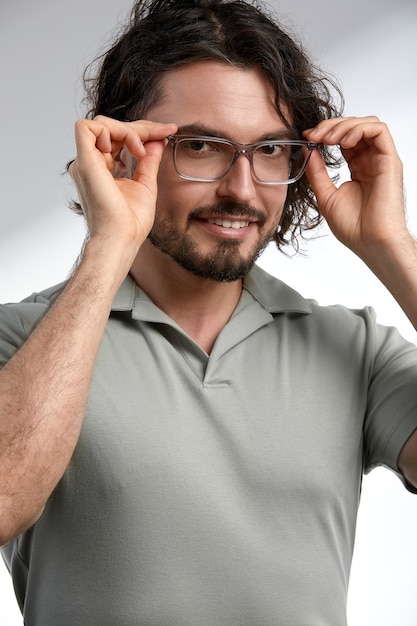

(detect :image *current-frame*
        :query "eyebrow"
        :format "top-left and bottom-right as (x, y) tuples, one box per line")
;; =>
(176, 123), (298, 142)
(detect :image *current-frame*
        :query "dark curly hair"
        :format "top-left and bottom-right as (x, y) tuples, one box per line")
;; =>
(71, 0), (344, 249)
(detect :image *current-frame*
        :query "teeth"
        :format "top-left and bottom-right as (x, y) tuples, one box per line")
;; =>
(207, 219), (249, 229)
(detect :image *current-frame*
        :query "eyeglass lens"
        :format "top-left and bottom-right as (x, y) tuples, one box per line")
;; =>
(173, 138), (310, 183)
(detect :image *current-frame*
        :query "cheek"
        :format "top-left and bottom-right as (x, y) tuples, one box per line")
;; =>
(156, 173), (206, 220)
(263, 187), (288, 223)
(157, 160), (219, 212)
(157, 150), (177, 187)
(157, 155), (184, 210)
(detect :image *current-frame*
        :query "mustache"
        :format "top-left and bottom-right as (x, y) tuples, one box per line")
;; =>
(189, 202), (266, 225)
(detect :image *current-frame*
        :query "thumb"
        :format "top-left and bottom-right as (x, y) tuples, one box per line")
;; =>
(131, 139), (166, 193)
(305, 148), (337, 214)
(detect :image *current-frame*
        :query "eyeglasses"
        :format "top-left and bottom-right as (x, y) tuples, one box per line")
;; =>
(167, 135), (317, 185)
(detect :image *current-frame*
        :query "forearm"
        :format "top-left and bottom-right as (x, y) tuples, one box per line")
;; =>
(363, 232), (417, 331)
(0, 237), (133, 545)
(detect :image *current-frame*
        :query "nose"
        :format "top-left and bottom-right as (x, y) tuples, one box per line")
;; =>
(216, 152), (256, 203)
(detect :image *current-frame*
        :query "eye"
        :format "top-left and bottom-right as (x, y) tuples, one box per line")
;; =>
(178, 138), (224, 160)
(257, 143), (286, 157)
(184, 139), (215, 154)
(190, 140), (208, 151)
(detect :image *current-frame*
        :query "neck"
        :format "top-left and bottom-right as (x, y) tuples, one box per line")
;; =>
(130, 241), (244, 353)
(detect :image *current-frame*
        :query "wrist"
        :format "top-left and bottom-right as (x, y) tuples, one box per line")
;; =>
(362, 232), (417, 328)
(73, 235), (138, 299)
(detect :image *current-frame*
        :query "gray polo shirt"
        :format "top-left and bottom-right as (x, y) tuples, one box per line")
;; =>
(2, 265), (417, 626)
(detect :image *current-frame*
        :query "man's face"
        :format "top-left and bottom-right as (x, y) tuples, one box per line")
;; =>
(145, 62), (290, 282)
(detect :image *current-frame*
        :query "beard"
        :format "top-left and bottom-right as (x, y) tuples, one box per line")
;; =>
(148, 202), (275, 282)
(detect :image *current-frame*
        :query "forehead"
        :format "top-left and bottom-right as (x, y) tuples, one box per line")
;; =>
(146, 61), (289, 141)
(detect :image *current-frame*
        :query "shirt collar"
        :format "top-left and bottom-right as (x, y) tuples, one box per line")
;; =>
(243, 264), (312, 314)
(110, 264), (312, 316)
(111, 274), (137, 311)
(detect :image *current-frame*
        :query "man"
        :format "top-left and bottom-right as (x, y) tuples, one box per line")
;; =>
(1, 0), (416, 624)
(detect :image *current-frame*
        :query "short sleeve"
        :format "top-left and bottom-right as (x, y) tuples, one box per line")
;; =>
(0, 291), (60, 366)
(363, 310), (417, 490)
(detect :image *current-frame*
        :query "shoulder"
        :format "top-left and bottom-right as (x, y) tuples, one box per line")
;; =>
(249, 265), (416, 358)
(0, 282), (67, 362)
(249, 264), (377, 330)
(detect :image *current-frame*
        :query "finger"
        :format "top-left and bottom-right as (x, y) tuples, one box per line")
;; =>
(123, 118), (178, 141)
(304, 147), (337, 213)
(114, 119), (178, 159)
(75, 117), (177, 166)
(304, 116), (380, 143)
(131, 139), (166, 190)
(304, 116), (395, 153)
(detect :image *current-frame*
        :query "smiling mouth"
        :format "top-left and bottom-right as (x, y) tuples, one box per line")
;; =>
(206, 218), (250, 229)
(190, 202), (266, 232)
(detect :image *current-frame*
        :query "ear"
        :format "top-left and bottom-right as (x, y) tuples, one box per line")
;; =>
(112, 146), (136, 179)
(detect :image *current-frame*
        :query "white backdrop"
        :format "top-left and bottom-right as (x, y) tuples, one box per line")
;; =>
(1, 0), (417, 624)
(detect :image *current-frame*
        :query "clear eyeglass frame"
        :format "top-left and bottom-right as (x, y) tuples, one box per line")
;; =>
(167, 135), (318, 185)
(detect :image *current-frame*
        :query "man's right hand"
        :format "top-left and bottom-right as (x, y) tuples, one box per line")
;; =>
(69, 116), (177, 261)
